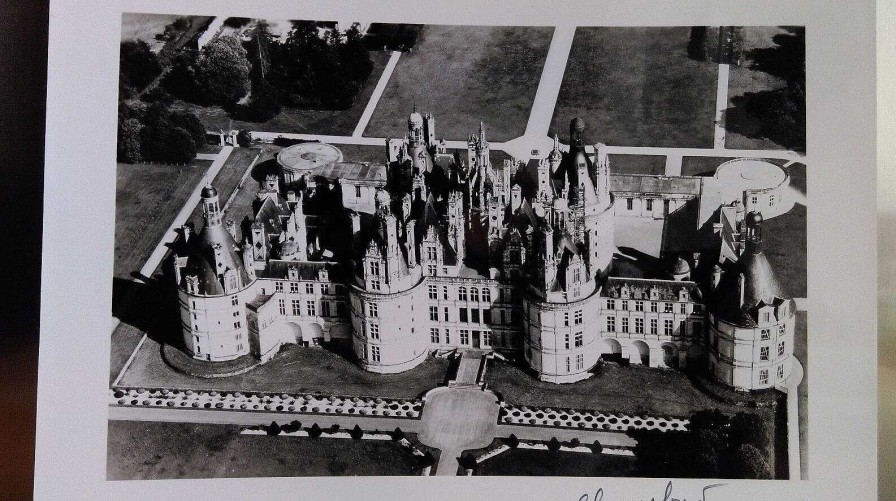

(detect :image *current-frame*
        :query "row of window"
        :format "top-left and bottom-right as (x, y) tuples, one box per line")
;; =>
(761, 325), (788, 339)
(273, 282), (341, 295)
(426, 284), (517, 303)
(712, 335), (787, 361)
(606, 316), (701, 336)
(564, 353), (586, 373)
(759, 364), (787, 385)
(428, 327), (500, 347)
(424, 305), (521, 326)
(605, 299), (700, 314)
(623, 197), (671, 213)
(278, 298), (345, 317)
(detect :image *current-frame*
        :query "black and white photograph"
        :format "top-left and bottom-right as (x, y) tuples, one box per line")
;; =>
(107, 14), (809, 481)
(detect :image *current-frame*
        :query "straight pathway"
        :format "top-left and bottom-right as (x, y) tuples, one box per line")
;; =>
(353, 51), (402, 138)
(664, 153), (683, 176)
(714, 63), (731, 149)
(525, 26), (577, 137)
(776, 358), (804, 480)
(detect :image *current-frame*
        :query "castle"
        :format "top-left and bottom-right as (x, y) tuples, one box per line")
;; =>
(171, 112), (797, 391)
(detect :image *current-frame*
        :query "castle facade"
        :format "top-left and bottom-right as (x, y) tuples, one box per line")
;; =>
(172, 112), (796, 391)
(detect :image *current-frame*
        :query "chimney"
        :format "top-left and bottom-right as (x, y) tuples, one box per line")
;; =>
(406, 219), (417, 267)
(692, 251), (701, 270)
(711, 265), (722, 290)
(511, 184), (522, 211)
(225, 219), (237, 240)
(286, 190), (297, 203)
(737, 273), (746, 307)
(350, 212), (361, 235)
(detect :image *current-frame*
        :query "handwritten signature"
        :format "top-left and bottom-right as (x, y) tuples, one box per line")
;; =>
(579, 481), (727, 501)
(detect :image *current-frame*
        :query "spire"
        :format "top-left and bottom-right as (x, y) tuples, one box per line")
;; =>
(479, 121), (487, 146)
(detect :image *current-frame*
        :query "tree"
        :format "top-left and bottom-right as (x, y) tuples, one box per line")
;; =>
(504, 434), (519, 449)
(120, 40), (162, 91)
(391, 427), (404, 441)
(728, 412), (768, 449)
(459, 452), (477, 470)
(689, 409), (729, 436)
(350, 424), (364, 440)
(691, 429), (725, 478)
(547, 437), (561, 452)
(729, 444), (772, 479)
(308, 423), (323, 438)
(162, 51), (199, 101)
(236, 130), (252, 147)
(117, 117), (143, 163)
(687, 27), (709, 61)
(266, 421), (281, 436)
(170, 110), (207, 147)
(590, 440), (603, 455)
(194, 35), (251, 106)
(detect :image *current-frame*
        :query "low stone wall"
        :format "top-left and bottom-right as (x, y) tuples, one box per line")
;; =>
(110, 387), (423, 419)
(498, 402), (688, 432)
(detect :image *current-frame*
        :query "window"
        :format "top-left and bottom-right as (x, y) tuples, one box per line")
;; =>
(751, 196), (759, 206)
(483, 309), (491, 324)
(371, 345), (380, 362)
(482, 331), (491, 347)
(275, 282), (284, 293)
(607, 316), (616, 332)
(231, 296), (238, 306)
(428, 264), (437, 276)
(369, 261), (380, 276)
(429, 306), (438, 321)
(367, 302), (378, 317)
(573, 267), (581, 283)
(566, 357), (571, 373)
(278, 299), (286, 315)
(289, 282), (299, 294)
(427, 247), (437, 261)
(635, 301), (644, 312)
(442, 286), (449, 300)
(459, 308), (468, 323)
(680, 303), (687, 314)
(443, 307), (449, 322)
(428, 285), (438, 299)
(355, 185), (362, 198)
(306, 283), (314, 294)
(650, 301), (658, 313)
(482, 288), (491, 302)
(321, 301), (331, 317)
(306, 300), (316, 316)
(664, 319), (673, 335)
(444, 329), (450, 344)
(622, 318), (629, 333)
(760, 346), (770, 361)
(369, 323), (379, 340)
(779, 325), (786, 335)
(763, 312), (770, 323)
(574, 310), (583, 325)
(646, 199), (653, 211)
(234, 321), (241, 329)
(370, 279), (381, 291)
(292, 299), (301, 316)
(622, 301), (629, 311)
(574, 332), (583, 347)
(761, 329), (771, 340)
(460, 330), (470, 345)
(576, 353), (584, 370)
(635, 318), (644, 334)
(679, 320), (687, 336)
(627, 198), (633, 210)
(650, 318), (658, 335)
(459, 287), (468, 301)
(471, 309), (480, 323)
(778, 364), (785, 380)
(563, 312), (569, 326)
(759, 369), (768, 385)
(430, 328), (440, 343)
(321, 284), (329, 295)
(471, 287), (479, 302)
(564, 334), (570, 349)
(778, 341), (786, 357)
(606, 299), (615, 310)
(664, 302), (673, 313)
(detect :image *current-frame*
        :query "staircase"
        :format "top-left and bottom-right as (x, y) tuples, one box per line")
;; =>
(449, 350), (488, 389)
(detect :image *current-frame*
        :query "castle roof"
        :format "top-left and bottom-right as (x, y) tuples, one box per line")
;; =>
(602, 277), (701, 301)
(312, 162), (386, 186)
(182, 216), (251, 296)
(258, 260), (340, 281)
(610, 174), (702, 196)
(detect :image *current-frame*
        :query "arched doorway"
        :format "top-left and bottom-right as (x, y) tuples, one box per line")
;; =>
(600, 338), (623, 362)
(281, 322), (302, 344)
(305, 323), (325, 346)
(631, 340), (650, 366)
(661, 343), (679, 369)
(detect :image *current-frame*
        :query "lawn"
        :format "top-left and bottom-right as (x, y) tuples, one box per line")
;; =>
(680, 156), (735, 177)
(725, 26), (804, 151)
(763, 172), (806, 297)
(115, 338), (449, 399)
(487, 359), (764, 418)
(114, 159), (211, 280)
(336, 143), (392, 164)
(364, 25), (554, 142)
(475, 448), (637, 477)
(169, 50), (392, 136)
(107, 420), (428, 479)
(608, 154), (666, 175)
(551, 27), (719, 148)
(109, 322), (144, 384)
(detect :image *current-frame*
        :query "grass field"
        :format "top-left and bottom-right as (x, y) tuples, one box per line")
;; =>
(680, 156), (736, 177)
(116, 338), (449, 399)
(476, 448), (636, 477)
(487, 360), (768, 418)
(107, 421), (427, 479)
(725, 26), (799, 150)
(763, 166), (807, 298)
(608, 154), (667, 175)
(364, 25), (554, 142)
(114, 160), (211, 280)
(552, 27), (719, 148)
(169, 50), (392, 136)
(184, 147), (264, 229)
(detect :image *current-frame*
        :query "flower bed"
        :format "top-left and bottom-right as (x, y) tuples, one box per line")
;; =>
(498, 403), (688, 432)
(110, 387), (423, 419)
